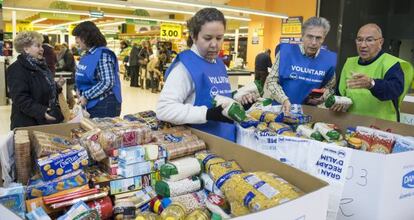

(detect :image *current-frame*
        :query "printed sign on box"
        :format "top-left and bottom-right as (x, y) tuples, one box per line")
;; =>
(337, 150), (414, 220)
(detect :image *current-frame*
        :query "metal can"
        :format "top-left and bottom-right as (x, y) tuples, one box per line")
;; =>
(347, 137), (362, 150)
(87, 196), (113, 220)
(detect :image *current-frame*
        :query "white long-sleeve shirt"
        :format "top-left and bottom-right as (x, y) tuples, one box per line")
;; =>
(156, 45), (214, 125)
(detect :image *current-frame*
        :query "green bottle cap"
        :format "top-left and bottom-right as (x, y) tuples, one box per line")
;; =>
(326, 130), (341, 140)
(211, 213), (222, 220)
(155, 180), (171, 197)
(160, 163), (178, 179)
(311, 131), (324, 141)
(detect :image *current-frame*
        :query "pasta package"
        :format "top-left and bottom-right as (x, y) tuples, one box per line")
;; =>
(37, 145), (89, 181)
(221, 172), (302, 216)
(208, 161), (243, 189)
(195, 151), (226, 173)
(249, 109), (283, 123)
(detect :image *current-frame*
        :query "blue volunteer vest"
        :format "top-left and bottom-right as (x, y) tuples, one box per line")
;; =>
(75, 47), (122, 109)
(165, 50), (236, 142)
(278, 43), (337, 104)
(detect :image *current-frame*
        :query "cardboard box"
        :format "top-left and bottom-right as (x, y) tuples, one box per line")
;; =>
(19, 122), (330, 220)
(302, 106), (414, 220)
(400, 96), (414, 125)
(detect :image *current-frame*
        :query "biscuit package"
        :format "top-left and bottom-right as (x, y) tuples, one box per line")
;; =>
(37, 145), (89, 181)
(26, 170), (88, 199)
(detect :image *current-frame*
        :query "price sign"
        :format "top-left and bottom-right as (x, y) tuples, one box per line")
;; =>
(160, 24), (182, 39)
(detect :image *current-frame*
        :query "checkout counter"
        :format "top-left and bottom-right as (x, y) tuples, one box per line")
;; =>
(227, 69), (254, 90)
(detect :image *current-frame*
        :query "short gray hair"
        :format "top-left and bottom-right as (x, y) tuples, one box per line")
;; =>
(14, 31), (43, 54)
(302, 17), (331, 36)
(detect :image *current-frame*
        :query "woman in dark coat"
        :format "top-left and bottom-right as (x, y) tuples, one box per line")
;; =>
(7, 31), (65, 130)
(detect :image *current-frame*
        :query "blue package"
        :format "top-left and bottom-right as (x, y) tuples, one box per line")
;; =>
(0, 184), (26, 218)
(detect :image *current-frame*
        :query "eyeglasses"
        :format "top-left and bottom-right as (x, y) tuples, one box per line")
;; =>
(355, 37), (382, 45)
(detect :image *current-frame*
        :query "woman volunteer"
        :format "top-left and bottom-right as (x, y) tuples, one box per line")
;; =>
(156, 8), (253, 142)
(72, 21), (122, 118)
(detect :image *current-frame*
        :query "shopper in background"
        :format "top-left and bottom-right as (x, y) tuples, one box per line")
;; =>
(7, 31), (65, 129)
(42, 35), (57, 76)
(72, 21), (122, 118)
(119, 40), (131, 81)
(335, 23), (413, 121)
(55, 43), (76, 108)
(147, 53), (162, 93)
(157, 8), (254, 142)
(254, 49), (272, 84)
(129, 43), (140, 87)
(138, 40), (153, 89)
(263, 17), (337, 114)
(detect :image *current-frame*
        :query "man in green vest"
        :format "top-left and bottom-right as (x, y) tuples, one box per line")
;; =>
(333, 23), (413, 121)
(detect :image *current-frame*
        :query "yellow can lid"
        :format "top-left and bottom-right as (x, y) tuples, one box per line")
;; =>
(348, 137), (362, 146)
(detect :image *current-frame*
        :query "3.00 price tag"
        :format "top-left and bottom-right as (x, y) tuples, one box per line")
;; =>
(160, 24), (182, 39)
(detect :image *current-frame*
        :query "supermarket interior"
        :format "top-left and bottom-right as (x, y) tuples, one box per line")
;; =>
(0, 0), (414, 220)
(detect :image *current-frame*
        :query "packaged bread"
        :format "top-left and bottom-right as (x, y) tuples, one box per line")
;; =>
(79, 128), (106, 161)
(31, 131), (76, 158)
(14, 130), (31, 184)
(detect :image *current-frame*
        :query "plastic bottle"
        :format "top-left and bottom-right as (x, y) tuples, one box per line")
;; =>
(160, 202), (187, 220)
(136, 212), (160, 220)
(184, 208), (211, 220)
(324, 95), (352, 110)
(213, 95), (246, 122)
(296, 125), (324, 141)
(232, 80), (264, 101)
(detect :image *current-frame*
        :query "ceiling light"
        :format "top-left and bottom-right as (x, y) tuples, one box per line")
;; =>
(3, 6), (185, 24)
(42, 17), (98, 32)
(147, 0), (288, 19)
(96, 21), (125, 27)
(31, 18), (48, 24)
(3, 6), (90, 16)
(60, 0), (250, 21)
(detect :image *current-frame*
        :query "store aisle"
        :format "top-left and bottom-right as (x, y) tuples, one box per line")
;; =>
(0, 79), (160, 135)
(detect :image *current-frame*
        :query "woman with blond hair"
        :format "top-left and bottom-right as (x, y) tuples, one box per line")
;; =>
(7, 31), (65, 129)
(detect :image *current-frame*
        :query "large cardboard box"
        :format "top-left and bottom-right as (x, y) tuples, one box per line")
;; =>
(302, 106), (414, 220)
(18, 123), (330, 220)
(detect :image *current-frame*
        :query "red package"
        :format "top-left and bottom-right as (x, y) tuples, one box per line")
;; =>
(87, 196), (113, 220)
(355, 126), (376, 151)
(369, 130), (396, 154)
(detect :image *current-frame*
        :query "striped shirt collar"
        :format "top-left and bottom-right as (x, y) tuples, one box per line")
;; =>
(190, 44), (216, 64)
(299, 44), (321, 58)
(87, 46), (98, 55)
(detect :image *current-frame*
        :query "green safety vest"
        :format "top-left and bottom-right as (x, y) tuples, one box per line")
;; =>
(339, 53), (414, 121)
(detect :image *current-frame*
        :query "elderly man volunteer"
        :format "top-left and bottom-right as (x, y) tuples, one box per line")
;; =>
(335, 23), (413, 121)
(264, 17), (337, 113)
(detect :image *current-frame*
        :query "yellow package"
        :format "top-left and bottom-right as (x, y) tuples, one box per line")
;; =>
(195, 151), (226, 173)
(221, 172), (302, 215)
(208, 161), (243, 189)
